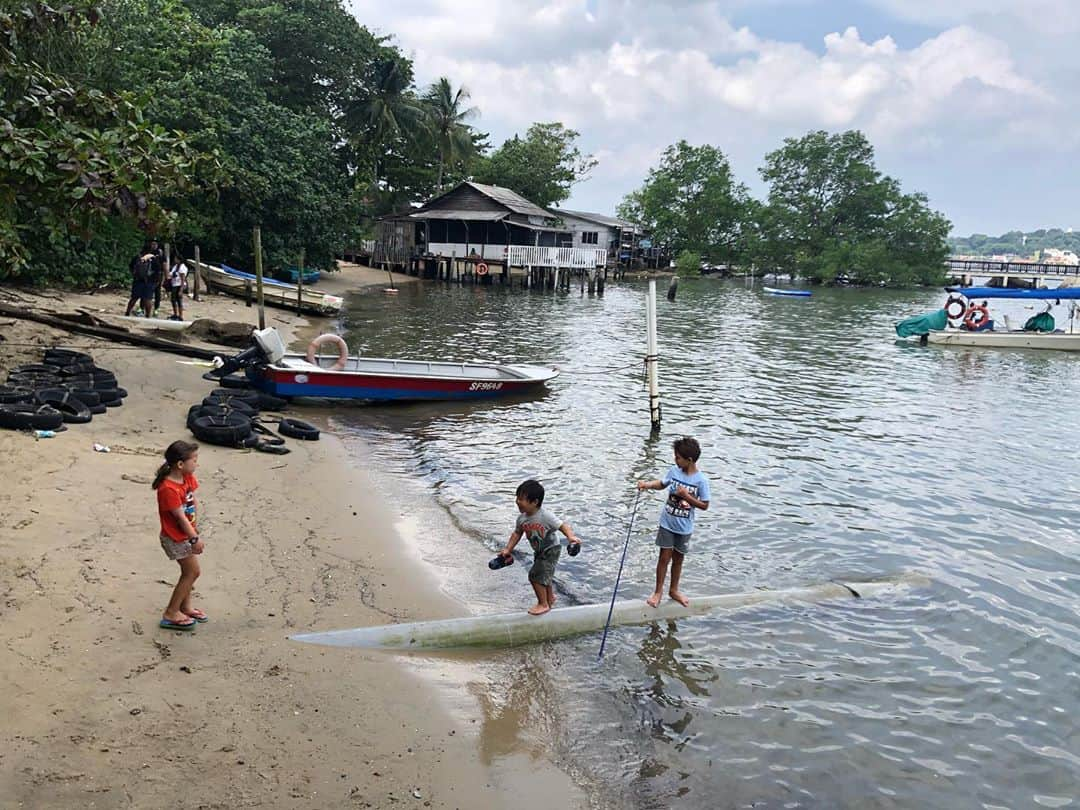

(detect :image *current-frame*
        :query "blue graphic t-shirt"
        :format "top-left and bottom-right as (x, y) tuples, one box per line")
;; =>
(658, 465), (710, 535)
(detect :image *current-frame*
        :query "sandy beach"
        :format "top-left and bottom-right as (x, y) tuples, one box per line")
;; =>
(0, 263), (585, 809)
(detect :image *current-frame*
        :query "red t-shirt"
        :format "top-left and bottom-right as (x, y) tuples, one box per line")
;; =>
(158, 473), (198, 542)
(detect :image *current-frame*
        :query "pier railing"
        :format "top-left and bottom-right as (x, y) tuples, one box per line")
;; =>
(946, 258), (1080, 277)
(507, 245), (608, 269)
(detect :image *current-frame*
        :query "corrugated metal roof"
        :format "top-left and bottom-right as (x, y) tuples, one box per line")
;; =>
(465, 182), (554, 220)
(552, 208), (641, 229)
(409, 210), (508, 221)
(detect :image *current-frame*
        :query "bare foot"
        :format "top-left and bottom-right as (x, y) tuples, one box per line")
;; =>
(527, 604), (551, 616)
(549, 594), (557, 608)
(646, 592), (662, 608)
(669, 590), (690, 607)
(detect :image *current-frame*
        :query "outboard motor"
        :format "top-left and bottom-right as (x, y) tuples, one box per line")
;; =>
(208, 327), (287, 377)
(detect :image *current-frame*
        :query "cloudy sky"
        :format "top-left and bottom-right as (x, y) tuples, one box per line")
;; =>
(346, 0), (1079, 236)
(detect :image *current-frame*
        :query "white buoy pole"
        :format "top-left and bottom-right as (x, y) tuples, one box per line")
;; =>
(646, 278), (661, 431)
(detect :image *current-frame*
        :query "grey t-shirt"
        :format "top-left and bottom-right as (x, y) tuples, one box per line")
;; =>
(515, 507), (562, 553)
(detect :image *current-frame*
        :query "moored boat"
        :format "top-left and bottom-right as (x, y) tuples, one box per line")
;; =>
(897, 286), (1080, 351)
(213, 328), (559, 402)
(199, 262), (343, 316)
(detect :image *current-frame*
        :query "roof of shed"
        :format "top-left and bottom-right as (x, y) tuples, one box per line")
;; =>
(463, 182), (554, 220)
(409, 210), (508, 221)
(552, 208), (641, 229)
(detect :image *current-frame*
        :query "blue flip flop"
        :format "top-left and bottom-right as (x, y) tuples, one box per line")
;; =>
(185, 611), (209, 624)
(159, 617), (196, 630)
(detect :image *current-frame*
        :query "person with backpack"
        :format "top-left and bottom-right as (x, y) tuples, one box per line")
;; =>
(124, 243), (159, 318)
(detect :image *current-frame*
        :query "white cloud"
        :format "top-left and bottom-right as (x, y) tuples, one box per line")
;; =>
(346, 0), (1071, 233)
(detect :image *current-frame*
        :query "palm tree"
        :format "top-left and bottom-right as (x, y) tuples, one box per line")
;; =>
(347, 54), (424, 189)
(422, 77), (478, 191)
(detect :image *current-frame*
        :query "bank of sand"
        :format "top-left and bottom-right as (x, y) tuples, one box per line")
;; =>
(0, 263), (585, 808)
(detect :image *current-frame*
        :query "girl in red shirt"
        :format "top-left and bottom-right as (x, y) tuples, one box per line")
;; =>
(152, 440), (206, 630)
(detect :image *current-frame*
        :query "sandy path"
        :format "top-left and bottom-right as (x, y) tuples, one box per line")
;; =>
(0, 263), (585, 808)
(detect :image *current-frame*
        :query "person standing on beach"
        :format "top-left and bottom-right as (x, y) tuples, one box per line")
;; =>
(148, 240), (166, 317)
(124, 244), (155, 317)
(636, 436), (710, 608)
(153, 440), (207, 630)
(497, 479), (581, 615)
(166, 254), (188, 321)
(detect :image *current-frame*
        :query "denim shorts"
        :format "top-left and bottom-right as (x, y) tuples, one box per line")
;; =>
(656, 526), (691, 555)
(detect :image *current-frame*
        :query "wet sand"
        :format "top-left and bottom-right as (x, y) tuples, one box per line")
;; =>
(0, 263), (585, 808)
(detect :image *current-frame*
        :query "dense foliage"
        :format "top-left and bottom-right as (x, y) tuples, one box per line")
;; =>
(617, 141), (749, 266)
(0, 0), (593, 285)
(473, 123), (597, 208)
(949, 229), (1080, 257)
(621, 130), (951, 287)
(0, 1), (206, 282)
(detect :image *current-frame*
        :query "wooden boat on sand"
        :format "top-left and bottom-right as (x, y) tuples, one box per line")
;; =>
(198, 262), (343, 316)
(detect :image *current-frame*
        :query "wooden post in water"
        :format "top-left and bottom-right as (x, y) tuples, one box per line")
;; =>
(193, 245), (201, 301)
(296, 247), (305, 315)
(667, 275), (679, 301)
(253, 225), (266, 330)
(645, 278), (662, 432)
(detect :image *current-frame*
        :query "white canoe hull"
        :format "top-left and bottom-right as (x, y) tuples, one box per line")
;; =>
(291, 574), (927, 650)
(927, 329), (1080, 351)
(199, 263), (343, 315)
(111, 315), (193, 332)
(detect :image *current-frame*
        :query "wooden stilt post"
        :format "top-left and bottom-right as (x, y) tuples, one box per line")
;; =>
(193, 245), (201, 301)
(297, 247), (305, 315)
(253, 225), (266, 329)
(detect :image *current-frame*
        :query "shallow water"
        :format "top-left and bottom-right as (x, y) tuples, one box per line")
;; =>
(329, 278), (1080, 808)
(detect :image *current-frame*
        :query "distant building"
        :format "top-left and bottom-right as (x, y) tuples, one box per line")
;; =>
(548, 208), (661, 267)
(1041, 248), (1079, 266)
(406, 181), (569, 261)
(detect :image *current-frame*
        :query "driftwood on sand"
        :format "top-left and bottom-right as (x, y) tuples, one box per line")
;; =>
(0, 301), (238, 360)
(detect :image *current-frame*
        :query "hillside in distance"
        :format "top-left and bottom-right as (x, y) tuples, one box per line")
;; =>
(949, 228), (1080, 257)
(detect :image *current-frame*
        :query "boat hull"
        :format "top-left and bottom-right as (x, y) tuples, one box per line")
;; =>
(927, 329), (1080, 351)
(199, 263), (343, 315)
(250, 355), (559, 402)
(290, 574), (928, 650)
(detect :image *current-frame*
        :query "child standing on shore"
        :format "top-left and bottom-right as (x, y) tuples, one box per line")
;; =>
(152, 440), (206, 630)
(498, 479), (581, 615)
(637, 436), (710, 608)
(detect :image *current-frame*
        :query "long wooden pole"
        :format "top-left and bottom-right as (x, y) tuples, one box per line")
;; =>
(646, 278), (661, 432)
(296, 247), (305, 315)
(193, 245), (201, 301)
(253, 226), (266, 330)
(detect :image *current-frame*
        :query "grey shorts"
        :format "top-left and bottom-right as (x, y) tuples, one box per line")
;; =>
(528, 544), (561, 586)
(656, 527), (690, 555)
(161, 535), (196, 561)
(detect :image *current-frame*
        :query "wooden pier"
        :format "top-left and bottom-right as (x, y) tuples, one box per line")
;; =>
(946, 257), (1080, 287)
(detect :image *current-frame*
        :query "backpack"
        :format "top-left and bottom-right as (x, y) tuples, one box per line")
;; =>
(133, 254), (154, 283)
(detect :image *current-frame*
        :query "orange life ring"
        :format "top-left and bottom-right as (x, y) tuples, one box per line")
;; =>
(963, 304), (990, 331)
(305, 333), (348, 370)
(476, 262), (489, 276)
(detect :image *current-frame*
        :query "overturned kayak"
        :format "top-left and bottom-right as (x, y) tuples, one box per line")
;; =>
(290, 574), (927, 651)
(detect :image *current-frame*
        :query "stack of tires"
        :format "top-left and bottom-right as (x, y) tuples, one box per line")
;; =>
(186, 385), (320, 453)
(0, 348), (126, 432)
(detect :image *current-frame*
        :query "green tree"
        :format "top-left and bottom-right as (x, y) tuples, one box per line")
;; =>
(754, 130), (949, 285)
(618, 140), (749, 266)
(473, 122), (596, 207)
(422, 77), (477, 191)
(0, 0), (204, 281)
